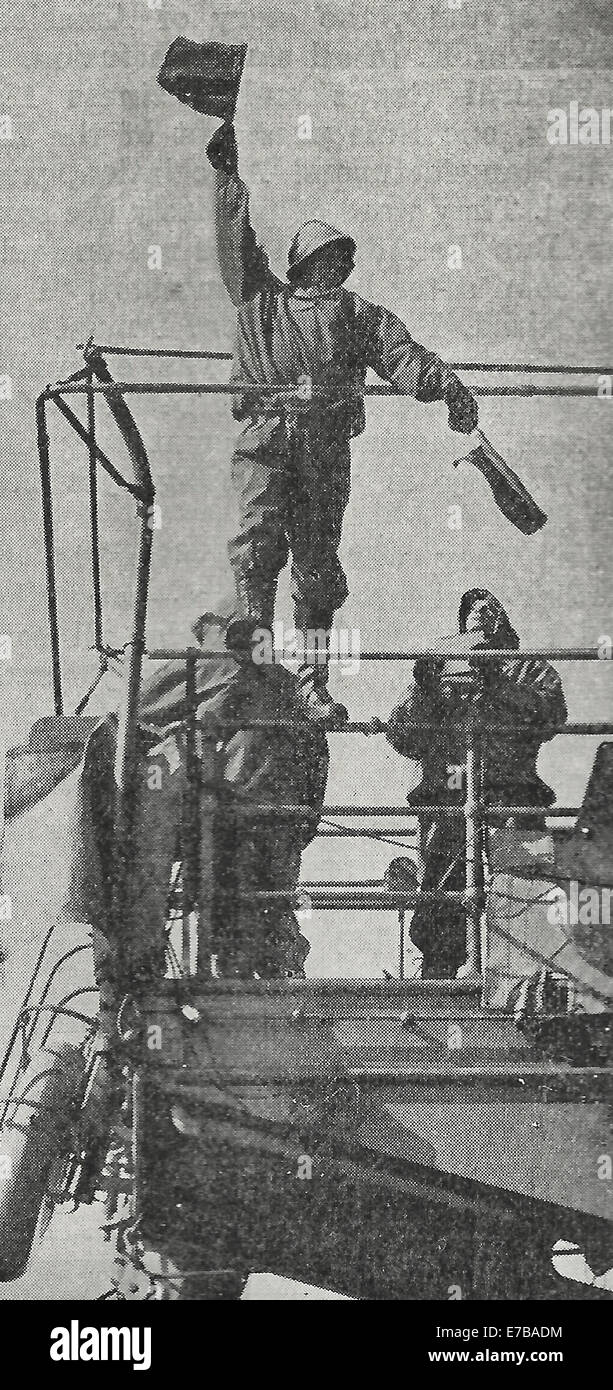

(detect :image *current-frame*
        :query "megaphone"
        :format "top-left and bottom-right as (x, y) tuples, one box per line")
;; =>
(453, 429), (547, 536)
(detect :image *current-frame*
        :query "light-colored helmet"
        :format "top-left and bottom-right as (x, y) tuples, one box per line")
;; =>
(287, 220), (356, 280)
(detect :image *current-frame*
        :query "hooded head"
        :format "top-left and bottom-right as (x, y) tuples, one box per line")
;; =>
(190, 592), (268, 665)
(458, 589), (519, 649)
(191, 590), (242, 651)
(287, 220), (356, 289)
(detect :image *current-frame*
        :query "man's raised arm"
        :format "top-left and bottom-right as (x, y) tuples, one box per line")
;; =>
(206, 124), (270, 306)
(363, 302), (478, 435)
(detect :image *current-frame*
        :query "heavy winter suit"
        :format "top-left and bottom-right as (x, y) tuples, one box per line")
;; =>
(213, 155), (475, 632)
(386, 592), (568, 977)
(138, 603), (329, 977)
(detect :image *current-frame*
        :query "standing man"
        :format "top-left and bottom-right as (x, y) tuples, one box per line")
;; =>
(205, 122), (478, 727)
(385, 590), (567, 977)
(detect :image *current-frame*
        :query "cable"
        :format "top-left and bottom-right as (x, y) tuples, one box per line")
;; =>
(318, 814), (419, 854)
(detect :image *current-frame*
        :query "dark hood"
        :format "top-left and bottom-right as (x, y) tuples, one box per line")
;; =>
(191, 589), (243, 652)
(458, 589), (519, 649)
(138, 590), (250, 732)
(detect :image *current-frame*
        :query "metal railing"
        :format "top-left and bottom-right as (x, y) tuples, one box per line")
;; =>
(36, 342), (613, 984)
(153, 650), (610, 981)
(37, 348), (155, 956)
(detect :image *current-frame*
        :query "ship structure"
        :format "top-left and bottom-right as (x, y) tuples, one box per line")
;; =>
(0, 343), (611, 1301)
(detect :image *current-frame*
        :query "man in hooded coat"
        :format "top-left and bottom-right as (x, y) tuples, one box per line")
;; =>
(385, 590), (568, 977)
(205, 122), (478, 726)
(138, 598), (328, 977)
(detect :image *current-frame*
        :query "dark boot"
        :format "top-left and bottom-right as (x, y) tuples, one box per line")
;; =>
(295, 632), (349, 729)
(225, 575), (276, 656)
(233, 573), (276, 627)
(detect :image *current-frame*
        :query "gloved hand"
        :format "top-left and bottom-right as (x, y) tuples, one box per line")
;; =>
(206, 122), (238, 175)
(439, 665), (485, 710)
(447, 377), (479, 434)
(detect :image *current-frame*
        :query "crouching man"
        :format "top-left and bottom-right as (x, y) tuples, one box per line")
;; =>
(385, 589), (567, 977)
(139, 599), (328, 978)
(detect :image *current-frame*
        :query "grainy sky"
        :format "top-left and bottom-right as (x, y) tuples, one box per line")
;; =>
(1, 2), (612, 972)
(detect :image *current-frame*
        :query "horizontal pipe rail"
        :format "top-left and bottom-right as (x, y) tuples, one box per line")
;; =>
(231, 720), (611, 734)
(76, 344), (234, 360)
(76, 345), (613, 374)
(317, 827), (420, 837)
(225, 802), (581, 818)
(45, 381), (605, 399)
(345, 1064), (613, 1084)
(153, 1064), (611, 1086)
(300, 879), (384, 888)
(147, 645), (610, 662)
(474, 386), (599, 397)
(194, 719), (612, 735)
(237, 889), (468, 906)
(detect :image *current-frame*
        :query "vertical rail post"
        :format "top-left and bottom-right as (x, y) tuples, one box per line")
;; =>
(463, 726), (483, 975)
(113, 505), (154, 965)
(36, 395), (63, 714)
(194, 729), (221, 979)
(182, 650), (200, 975)
(130, 1066), (143, 1228)
(0, 738), (5, 860)
(398, 908), (405, 981)
(86, 368), (103, 650)
(114, 512), (153, 805)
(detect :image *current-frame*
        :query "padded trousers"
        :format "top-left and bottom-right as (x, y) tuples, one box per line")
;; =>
(227, 423), (351, 629)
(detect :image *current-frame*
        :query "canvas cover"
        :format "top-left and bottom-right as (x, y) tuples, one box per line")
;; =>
(0, 714), (189, 1073)
(483, 824), (613, 1014)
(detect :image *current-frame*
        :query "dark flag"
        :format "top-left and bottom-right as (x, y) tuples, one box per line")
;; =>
(157, 38), (248, 120)
(453, 429), (547, 535)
